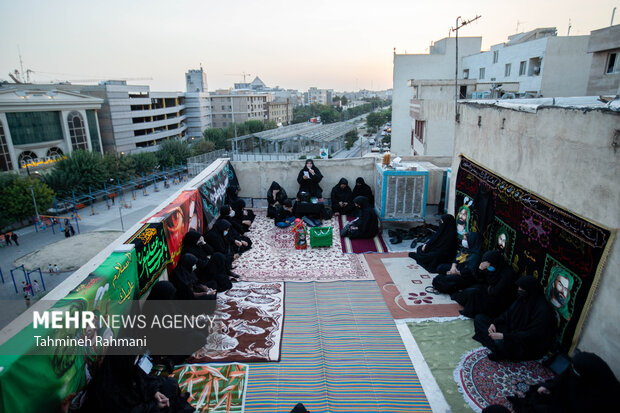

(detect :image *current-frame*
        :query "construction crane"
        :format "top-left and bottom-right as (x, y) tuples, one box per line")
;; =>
(8, 68), (152, 84)
(225, 72), (252, 83)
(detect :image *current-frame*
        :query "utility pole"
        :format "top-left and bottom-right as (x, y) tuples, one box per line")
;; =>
(452, 14), (481, 123)
(30, 186), (40, 226)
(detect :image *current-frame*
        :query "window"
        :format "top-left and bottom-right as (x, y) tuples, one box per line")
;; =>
(493, 50), (499, 63)
(46, 147), (64, 158)
(606, 53), (618, 74)
(528, 57), (542, 76)
(479, 67), (485, 79)
(5, 111), (64, 145)
(18, 150), (38, 168)
(463, 69), (469, 79)
(67, 111), (88, 151)
(0, 121), (13, 171)
(519, 61), (527, 76)
(414, 120), (425, 144)
(505, 63), (511, 77)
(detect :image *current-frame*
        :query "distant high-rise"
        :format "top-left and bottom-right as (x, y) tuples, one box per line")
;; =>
(186, 67), (208, 92)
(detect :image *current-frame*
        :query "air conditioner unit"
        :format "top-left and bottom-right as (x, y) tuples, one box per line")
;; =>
(374, 163), (428, 221)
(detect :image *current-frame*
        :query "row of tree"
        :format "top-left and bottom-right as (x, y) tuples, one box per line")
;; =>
(292, 98), (391, 125)
(202, 119), (278, 150)
(365, 107), (392, 131)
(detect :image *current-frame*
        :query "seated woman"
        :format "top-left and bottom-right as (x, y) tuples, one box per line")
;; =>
(170, 254), (217, 300)
(472, 275), (557, 362)
(297, 159), (323, 199)
(225, 185), (240, 204)
(205, 220), (241, 279)
(275, 199), (295, 227)
(79, 355), (193, 413)
(330, 178), (355, 216)
(352, 177), (374, 206)
(267, 181), (288, 218)
(293, 190), (325, 222)
(181, 230), (233, 292)
(231, 199), (254, 232)
(452, 250), (518, 318)
(432, 231), (483, 294)
(340, 196), (378, 239)
(216, 206), (252, 254)
(508, 351), (620, 412)
(408, 214), (458, 273)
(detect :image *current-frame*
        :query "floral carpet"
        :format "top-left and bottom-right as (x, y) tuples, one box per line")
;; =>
(234, 213), (372, 282)
(191, 282), (284, 363)
(454, 347), (555, 412)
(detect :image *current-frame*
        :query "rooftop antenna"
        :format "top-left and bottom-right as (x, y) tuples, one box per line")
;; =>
(567, 18), (572, 36)
(612, 7), (616, 26)
(18, 46), (25, 82)
(515, 20), (525, 33)
(452, 14), (482, 122)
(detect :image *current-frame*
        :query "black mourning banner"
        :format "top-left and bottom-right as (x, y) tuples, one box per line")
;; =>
(198, 161), (239, 227)
(125, 222), (170, 297)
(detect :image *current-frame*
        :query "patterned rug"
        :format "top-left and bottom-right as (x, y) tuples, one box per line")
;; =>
(191, 282), (284, 363)
(365, 252), (461, 319)
(244, 281), (432, 413)
(338, 214), (389, 254)
(234, 213), (372, 282)
(172, 363), (249, 413)
(454, 347), (555, 412)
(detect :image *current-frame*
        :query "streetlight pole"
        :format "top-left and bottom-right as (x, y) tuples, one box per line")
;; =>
(30, 186), (40, 226)
(452, 14), (481, 123)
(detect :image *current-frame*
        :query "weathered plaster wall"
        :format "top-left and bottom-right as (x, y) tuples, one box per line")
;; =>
(451, 102), (620, 374)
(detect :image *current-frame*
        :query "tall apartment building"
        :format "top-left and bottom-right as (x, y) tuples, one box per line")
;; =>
(210, 90), (273, 128)
(461, 28), (593, 98)
(266, 99), (293, 125)
(184, 68), (212, 140)
(586, 24), (620, 95)
(305, 87), (333, 105)
(80, 81), (187, 153)
(392, 36), (482, 156)
(0, 86), (103, 173)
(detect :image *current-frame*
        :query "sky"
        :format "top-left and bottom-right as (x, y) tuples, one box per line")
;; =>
(0, 0), (618, 92)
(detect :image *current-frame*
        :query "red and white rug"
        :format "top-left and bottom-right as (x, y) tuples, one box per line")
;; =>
(234, 213), (372, 282)
(191, 282), (284, 363)
(454, 347), (555, 412)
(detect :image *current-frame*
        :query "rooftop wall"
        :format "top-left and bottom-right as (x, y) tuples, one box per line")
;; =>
(451, 102), (620, 374)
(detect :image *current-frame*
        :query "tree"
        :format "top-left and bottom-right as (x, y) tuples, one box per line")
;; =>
(1, 175), (55, 226)
(264, 120), (278, 130)
(45, 150), (107, 197)
(246, 119), (265, 133)
(341, 96), (348, 106)
(156, 139), (191, 168)
(344, 129), (358, 149)
(190, 140), (216, 157)
(130, 152), (159, 175)
(102, 152), (135, 183)
(366, 111), (384, 129)
(203, 128), (227, 149)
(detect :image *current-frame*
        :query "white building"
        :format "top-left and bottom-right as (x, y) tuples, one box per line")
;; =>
(0, 87), (103, 173)
(305, 87), (332, 105)
(80, 81), (187, 153)
(461, 28), (593, 98)
(184, 68), (212, 141)
(392, 36), (482, 156)
(586, 24), (620, 95)
(210, 89), (273, 128)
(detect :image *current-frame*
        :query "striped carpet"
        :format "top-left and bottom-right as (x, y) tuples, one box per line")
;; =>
(244, 281), (431, 412)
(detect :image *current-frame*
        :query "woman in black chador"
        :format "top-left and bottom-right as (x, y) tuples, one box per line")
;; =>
(508, 351), (620, 412)
(170, 254), (217, 301)
(267, 181), (288, 218)
(180, 230), (232, 292)
(352, 177), (374, 206)
(330, 178), (355, 215)
(340, 196), (378, 239)
(472, 275), (556, 362)
(432, 231), (483, 294)
(297, 159), (323, 198)
(452, 250), (517, 318)
(408, 214), (458, 273)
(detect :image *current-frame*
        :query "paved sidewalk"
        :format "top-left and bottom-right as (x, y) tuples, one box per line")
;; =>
(0, 180), (184, 328)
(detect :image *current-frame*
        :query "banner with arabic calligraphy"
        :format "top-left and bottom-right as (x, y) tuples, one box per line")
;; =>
(455, 156), (613, 352)
(0, 250), (139, 413)
(198, 161), (238, 227)
(146, 190), (204, 271)
(125, 222), (170, 297)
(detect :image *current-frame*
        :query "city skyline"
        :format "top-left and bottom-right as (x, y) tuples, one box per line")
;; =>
(0, 0), (617, 92)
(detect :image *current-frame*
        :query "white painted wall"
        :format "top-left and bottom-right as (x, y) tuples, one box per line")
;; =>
(541, 36), (592, 97)
(392, 37), (481, 157)
(451, 102), (620, 374)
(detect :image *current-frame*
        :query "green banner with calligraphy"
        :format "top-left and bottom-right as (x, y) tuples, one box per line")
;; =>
(0, 250), (139, 413)
(125, 222), (170, 297)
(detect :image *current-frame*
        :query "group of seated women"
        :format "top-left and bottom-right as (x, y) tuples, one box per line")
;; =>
(266, 160), (378, 238)
(409, 213), (558, 362)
